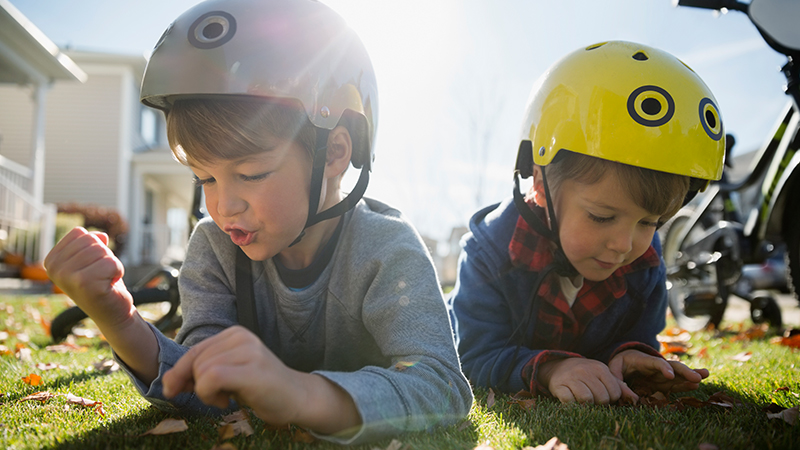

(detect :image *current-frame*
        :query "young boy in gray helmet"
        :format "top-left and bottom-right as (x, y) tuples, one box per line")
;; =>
(44, 0), (472, 444)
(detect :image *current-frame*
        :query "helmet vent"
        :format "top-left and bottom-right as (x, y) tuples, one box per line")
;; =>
(632, 51), (648, 61)
(705, 110), (717, 128)
(585, 42), (607, 51)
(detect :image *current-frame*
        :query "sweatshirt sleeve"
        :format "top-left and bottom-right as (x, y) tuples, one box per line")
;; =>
(311, 212), (473, 445)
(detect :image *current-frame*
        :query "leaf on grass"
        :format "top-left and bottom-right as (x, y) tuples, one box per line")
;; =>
(486, 388), (495, 408)
(92, 358), (120, 374)
(457, 419), (472, 431)
(729, 351), (752, 362)
(45, 343), (87, 353)
(0, 330), (8, 340)
(707, 391), (741, 408)
(218, 410), (253, 438)
(22, 373), (42, 386)
(0, 345), (11, 356)
(40, 316), (51, 336)
(380, 439), (405, 450)
(697, 444), (719, 450)
(508, 390), (536, 411)
(64, 393), (105, 417)
(140, 418), (188, 436)
(291, 428), (315, 443)
(16, 346), (32, 362)
(694, 347), (709, 359)
(776, 334), (800, 349)
(19, 391), (57, 403)
(766, 406), (799, 426)
(526, 436), (570, 450)
(210, 444), (238, 450)
(660, 343), (688, 357)
(36, 362), (66, 371)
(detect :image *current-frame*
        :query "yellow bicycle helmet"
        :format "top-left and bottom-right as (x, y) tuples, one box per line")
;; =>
(515, 40), (724, 187)
(141, 0), (378, 230)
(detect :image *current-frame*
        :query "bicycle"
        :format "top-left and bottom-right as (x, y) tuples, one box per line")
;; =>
(661, 0), (800, 331)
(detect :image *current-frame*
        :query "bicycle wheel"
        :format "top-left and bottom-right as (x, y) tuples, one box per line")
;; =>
(661, 210), (728, 331)
(49, 266), (181, 342)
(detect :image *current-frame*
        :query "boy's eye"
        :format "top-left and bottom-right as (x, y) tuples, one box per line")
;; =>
(193, 176), (215, 186)
(588, 213), (613, 224)
(241, 172), (270, 182)
(640, 219), (660, 228)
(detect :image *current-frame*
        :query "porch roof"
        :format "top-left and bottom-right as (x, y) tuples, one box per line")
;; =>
(0, 0), (87, 85)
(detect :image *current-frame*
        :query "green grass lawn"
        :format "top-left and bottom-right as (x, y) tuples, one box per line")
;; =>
(1, 294), (798, 450)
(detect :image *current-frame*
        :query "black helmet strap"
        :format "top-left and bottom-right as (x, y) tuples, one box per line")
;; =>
(290, 127), (370, 246)
(513, 167), (578, 278)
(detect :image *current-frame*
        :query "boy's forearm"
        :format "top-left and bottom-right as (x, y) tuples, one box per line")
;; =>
(98, 312), (160, 384)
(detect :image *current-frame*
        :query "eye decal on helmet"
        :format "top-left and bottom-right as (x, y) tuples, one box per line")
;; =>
(699, 97), (723, 141)
(627, 85), (675, 127)
(188, 11), (237, 49)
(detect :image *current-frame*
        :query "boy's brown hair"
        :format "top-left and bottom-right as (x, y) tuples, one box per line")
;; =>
(166, 98), (317, 165)
(543, 151), (689, 223)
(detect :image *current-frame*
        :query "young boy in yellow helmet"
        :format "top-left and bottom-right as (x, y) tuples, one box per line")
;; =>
(44, 0), (472, 443)
(449, 41), (723, 404)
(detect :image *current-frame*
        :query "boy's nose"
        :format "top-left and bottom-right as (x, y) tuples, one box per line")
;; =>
(216, 186), (247, 217)
(607, 228), (634, 255)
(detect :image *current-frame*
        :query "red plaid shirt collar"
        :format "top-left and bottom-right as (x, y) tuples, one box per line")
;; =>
(508, 202), (660, 351)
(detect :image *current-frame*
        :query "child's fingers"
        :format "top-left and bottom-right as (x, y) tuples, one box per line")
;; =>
(619, 380), (639, 404)
(163, 336), (218, 398)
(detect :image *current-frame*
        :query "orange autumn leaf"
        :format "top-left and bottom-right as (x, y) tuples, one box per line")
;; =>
(22, 373), (42, 386)
(695, 347), (709, 359)
(660, 343), (688, 356)
(39, 315), (51, 336)
(778, 334), (800, 349)
(730, 351), (753, 362)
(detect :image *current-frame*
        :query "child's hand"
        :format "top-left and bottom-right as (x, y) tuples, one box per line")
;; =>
(608, 349), (709, 394)
(44, 227), (136, 328)
(537, 357), (638, 404)
(163, 326), (360, 434)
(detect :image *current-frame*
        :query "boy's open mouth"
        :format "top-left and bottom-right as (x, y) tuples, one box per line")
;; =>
(228, 228), (254, 246)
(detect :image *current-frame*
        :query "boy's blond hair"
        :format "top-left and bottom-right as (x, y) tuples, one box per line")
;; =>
(166, 98), (317, 165)
(543, 151), (689, 223)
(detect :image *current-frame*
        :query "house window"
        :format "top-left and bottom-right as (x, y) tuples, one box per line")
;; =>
(141, 107), (158, 146)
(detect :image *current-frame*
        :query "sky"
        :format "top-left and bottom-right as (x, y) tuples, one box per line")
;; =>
(8, 0), (790, 244)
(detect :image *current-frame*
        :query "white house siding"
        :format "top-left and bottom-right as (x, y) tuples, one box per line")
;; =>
(0, 71), (123, 210)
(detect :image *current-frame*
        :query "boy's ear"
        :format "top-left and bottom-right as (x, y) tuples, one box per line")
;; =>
(324, 125), (352, 179)
(531, 165), (547, 208)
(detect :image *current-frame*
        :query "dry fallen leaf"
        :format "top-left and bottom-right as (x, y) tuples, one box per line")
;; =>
(218, 410), (254, 438)
(508, 390), (536, 411)
(382, 439), (405, 450)
(729, 351), (752, 362)
(19, 391), (58, 403)
(210, 444), (238, 450)
(140, 418), (188, 436)
(291, 428), (315, 443)
(22, 373), (42, 386)
(36, 362), (66, 371)
(64, 393), (105, 417)
(45, 343), (87, 353)
(698, 444), (719, 450)
(486, 388), (496, 408)
(766, 406), (799, 426)
(92, 358), (120, 374)
(528, 436), (569, 450)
